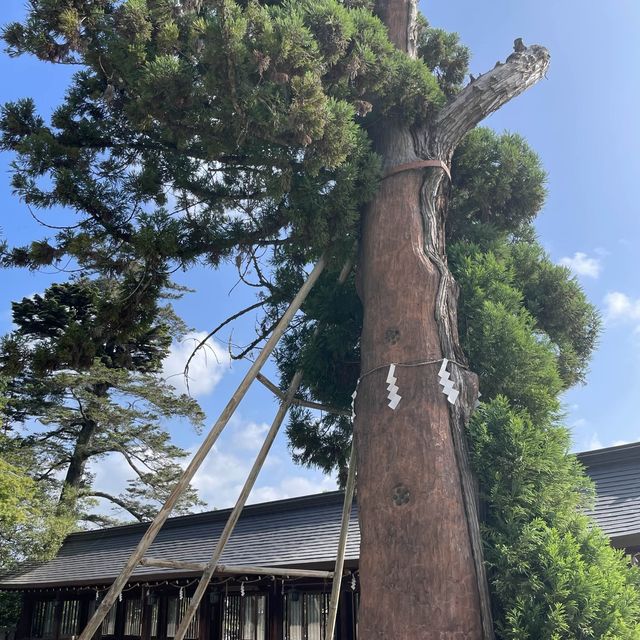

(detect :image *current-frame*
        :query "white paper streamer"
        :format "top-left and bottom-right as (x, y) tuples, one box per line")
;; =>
(438, 358), (459, 405)
(386, 364), (402, 410)
(351, 380), (359, 420)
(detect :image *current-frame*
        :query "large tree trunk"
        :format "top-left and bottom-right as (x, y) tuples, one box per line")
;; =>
(354, 3), (550, 638)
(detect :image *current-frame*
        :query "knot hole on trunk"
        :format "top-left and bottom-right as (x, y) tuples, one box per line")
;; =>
(384, 328), (401, 345)
(392, 484), (410, 506)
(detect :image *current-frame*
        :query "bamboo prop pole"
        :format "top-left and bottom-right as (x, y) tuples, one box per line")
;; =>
(256, 373), (351, 417)
(78, 251), (330, 640)
(139, 558), (335, 579)
(325, 444), (357, 640)
(173, 255), (355, 640)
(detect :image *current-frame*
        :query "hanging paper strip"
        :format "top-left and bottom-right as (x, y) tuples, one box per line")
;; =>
(351, 380), (359, 421)
(437, 359), (459, 405)
(386, 364), (402, 410)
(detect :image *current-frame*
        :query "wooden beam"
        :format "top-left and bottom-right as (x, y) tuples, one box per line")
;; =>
(255, 373), (285, 399)
(77, 251), (330, 640)
(256, 373), (351, 417)
(139, 558), (335, 580)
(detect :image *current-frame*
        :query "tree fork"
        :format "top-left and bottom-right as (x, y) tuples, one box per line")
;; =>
(355, 3), (550, 638)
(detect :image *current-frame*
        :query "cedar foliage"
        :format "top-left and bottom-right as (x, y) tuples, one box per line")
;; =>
(1, 1), (638, 637)
(271, 128), (636, 637)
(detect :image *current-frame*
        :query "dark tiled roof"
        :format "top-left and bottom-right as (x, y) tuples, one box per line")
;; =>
(578, 443), (640, 546)
(6, 443), (640, 590)
(0, 491), (359, 589)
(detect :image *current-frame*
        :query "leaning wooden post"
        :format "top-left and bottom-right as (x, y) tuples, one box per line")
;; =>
(77, 250), (331, 640)
(173, 257), (355, 640)
(325, 443), (357, 640)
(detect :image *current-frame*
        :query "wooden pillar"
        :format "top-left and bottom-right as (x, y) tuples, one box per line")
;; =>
(53, 593), (63, 640)
(15, 592), (33, 640)
(140, 591), (152, 640)
(114, 597), (125, 640)
(197, 594), (208, 640)
(197, 593), (207, 640)
(157, 593), (167, 640)
(338, 591), (349, 640)
(201, 588), (222, 640)
(268, 586), (282, 640)
(79, 596), (91, 640)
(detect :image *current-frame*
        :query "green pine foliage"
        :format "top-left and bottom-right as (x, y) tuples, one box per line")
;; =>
(0, 0), (446, 275)
(0, 277), (205, 525)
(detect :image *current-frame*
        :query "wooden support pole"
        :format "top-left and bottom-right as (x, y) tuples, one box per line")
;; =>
(77, 251), (330, 640)
(173, 256), (355, 640)
(139, 558), (335, 579)
(325, 445), (357, 640)
(256, 373), (351, 417)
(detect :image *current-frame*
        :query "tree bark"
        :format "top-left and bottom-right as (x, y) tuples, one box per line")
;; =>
(57, 418), (97, 515)
(58, 383), (110, 515)
(354, 4), (550, 638)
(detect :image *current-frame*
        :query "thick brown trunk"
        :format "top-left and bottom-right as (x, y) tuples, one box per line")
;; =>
(354, 3), (550, 638)
(356, 159), (483, 639)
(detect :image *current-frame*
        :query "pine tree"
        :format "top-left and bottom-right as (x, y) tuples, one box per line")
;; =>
(0, 276), (204, 525)
(1, 1), (638, 638)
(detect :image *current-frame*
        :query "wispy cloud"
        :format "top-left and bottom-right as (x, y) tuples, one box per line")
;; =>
(230, 418), (271, 451)
(603, 292), (640, 324)
(586, 433), (603, 451)
(89, 414), (337, 521)
(162, 331), (231, 397)
(189, 443), (336, 509)
(559, 251), (602, 278)
(249, 475), (338, 504)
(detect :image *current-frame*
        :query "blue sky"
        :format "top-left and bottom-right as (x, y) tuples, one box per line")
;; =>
(1, 1), (640, 518)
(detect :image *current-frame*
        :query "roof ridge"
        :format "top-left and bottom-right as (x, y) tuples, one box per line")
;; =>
(66, 490), (347, 541)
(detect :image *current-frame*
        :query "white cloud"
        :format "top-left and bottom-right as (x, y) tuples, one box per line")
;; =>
(586, 433), (603, 451)
(187, 440), (337, 509)
(559, 252), (601, 278)
(604, 292), (640, 323)
(87, 452), (137, 522)
(570, 418), (588, 429)
(190, 447), (250, 507)
(230, 418), (271, 451)
(90, 452), (132, 495)
(88, 418), (337, 520)
(249, 474), (338, 504)
(162, 331), (231, 397)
